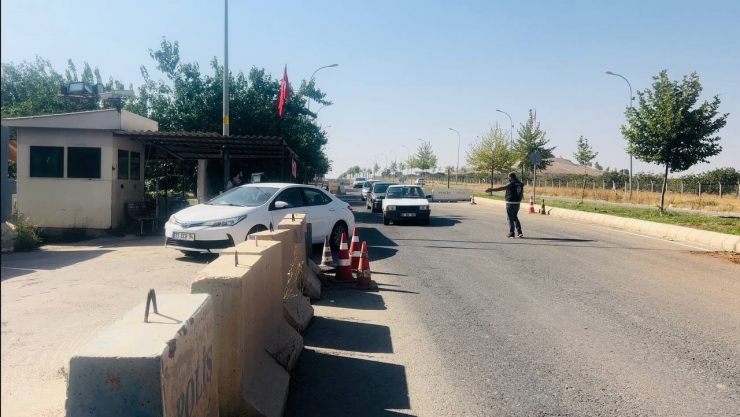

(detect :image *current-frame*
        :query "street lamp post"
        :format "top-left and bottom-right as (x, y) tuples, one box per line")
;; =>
(307, 64), (339, 111)
(495, 109), (513, 146)
(316, 103), (332, 115)
(605, 70), (634, 198)
(448, 128), (461, 184)
(222, 0), (230, 190)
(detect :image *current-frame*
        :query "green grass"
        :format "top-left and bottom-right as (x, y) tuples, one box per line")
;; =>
(473, 193), (740, 236)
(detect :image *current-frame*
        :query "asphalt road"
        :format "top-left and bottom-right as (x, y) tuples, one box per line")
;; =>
(287, 190), (740, 417)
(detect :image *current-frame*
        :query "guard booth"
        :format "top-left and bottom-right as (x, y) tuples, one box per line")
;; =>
(113, 130), (299, 221)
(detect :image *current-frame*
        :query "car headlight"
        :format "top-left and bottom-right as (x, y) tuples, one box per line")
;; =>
(385, 205), (396, 211)
(203, 215), (247, 227)
(420, 205), (430, 211)
(167, 215), (177, 224)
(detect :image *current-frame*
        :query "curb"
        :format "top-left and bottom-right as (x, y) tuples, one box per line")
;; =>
(472, 197), (739, 253)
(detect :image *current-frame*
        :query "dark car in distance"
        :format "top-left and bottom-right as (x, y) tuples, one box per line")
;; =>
(367, 182), (397, 213)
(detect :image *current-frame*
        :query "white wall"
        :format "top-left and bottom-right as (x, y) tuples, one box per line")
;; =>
(120, 111), (158, 131)
(17, 128), (114, 229)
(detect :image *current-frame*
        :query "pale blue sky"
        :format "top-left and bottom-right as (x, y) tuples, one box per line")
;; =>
(2, 0), (738, 177)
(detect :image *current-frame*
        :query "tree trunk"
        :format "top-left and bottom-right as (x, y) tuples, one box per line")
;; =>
(490, 167), (494, 190)
(581, 165), (587, 201)
(660, 164), (669, 211)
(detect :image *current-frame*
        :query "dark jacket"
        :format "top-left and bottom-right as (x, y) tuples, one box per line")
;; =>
(505, 180), (524, 203)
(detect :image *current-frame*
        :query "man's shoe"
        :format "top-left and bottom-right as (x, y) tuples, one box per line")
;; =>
(507, 233), (515, 238)
(517, 232), (524, 238)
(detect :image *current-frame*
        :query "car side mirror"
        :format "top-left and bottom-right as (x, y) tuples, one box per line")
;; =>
(274, 201), (289, 209)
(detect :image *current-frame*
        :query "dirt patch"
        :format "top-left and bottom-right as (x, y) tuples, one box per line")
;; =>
(690, 251), (740, 265)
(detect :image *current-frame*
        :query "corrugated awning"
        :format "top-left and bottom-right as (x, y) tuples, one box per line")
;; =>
(113, 130), (298, 160)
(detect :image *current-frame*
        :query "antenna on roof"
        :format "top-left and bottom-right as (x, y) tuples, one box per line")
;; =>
(59, 82), (134, 113)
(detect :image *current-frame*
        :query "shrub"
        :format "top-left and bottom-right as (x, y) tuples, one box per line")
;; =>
(13, 215), (42, 251)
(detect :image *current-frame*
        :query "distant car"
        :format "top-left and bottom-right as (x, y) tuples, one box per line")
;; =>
(353, 177), (367, 188)
(165, 183), (355, 256)
(367, 182), (397, 213)
(415, 178), (426, 186)
(361, 180), (379, 201)
(382, 185), (431, 226)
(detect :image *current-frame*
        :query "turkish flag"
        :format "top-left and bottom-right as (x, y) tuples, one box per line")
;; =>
(291, 159), (297, 178)
(278, 65), (290, 117)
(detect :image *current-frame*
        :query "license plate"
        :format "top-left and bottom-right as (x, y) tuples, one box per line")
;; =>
(173, 232), (195, 241)
(401, 213), (416, 217)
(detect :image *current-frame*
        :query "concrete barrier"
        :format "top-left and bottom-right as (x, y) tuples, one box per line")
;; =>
(277, 213), (308, 293)
(431, 188), (469, 202)
(66, 294), (218, 417)
(192, 238), (290, 417)
(473, 197), (739, 253)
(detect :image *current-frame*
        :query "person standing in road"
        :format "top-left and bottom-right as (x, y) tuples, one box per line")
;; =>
(486, 172), (524, 238)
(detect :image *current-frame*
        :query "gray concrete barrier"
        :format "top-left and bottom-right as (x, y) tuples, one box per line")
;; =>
(65, 294), (218, 417)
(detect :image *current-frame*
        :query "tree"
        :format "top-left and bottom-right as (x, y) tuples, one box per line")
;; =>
(594, 161), (603, 171)
(373, 163), (380, 179)
(621, 70), (729, 210)
(389, 161), (398, 179)
(398, 161), (406, 174)
(410, 141), (437, 175)
(466, 122), (515, 188)
(573, 135), (598, 200)
(513, 110), (556, 175)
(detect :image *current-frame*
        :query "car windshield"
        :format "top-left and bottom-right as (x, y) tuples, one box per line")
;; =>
(363, 181), (375, 188)
(355, 178), (365, 182)
(373, 183), (394, 194)
(386, 186), (425, 199)
(206, 186), (279, 207)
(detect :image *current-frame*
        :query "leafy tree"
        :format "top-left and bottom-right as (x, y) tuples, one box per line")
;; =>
(594, 161), (603, 171)
(398, 161), (406, 174)
(466, 122), (515, 188)
(389, 161), (398, 178)
(1, 57), (128, 118)
(8, 160), (17, 180)
(373, 163), (380, 179)
(513, 110), (556, 175)
(573, 135), (598, 200)
(621, 70), (729, 210)
(410, 141), (437, 175)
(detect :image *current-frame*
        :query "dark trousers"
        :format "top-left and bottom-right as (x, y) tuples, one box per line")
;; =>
(506, 203), (522, 234)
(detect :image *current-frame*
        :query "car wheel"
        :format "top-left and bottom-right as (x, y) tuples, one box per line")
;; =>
(180, 250), (200, 258)
(330, 221), (348, 250)
(383, 216), (390, 225)
(246, 224), (268, 240)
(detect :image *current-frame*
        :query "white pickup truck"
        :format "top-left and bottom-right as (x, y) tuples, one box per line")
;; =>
(352, 177), (367, 188)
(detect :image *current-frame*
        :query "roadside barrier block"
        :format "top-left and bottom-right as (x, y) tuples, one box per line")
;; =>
(65, 294), (218, 417)
(244, 350), (290, 417)
(307, 259), (322, 276)
(191, 256), (251, 415)
(283, 296), (313, 333)
(265, 318), (304, 372)
(722, 236), (740, 252)
(303, 268), (322, 300)
(277, 214), (307, 290)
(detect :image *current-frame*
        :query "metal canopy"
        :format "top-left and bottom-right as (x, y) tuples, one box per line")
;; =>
(113, 130), (298, 160)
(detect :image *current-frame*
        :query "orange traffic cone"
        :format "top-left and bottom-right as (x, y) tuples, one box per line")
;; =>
(349, 227), (361, 270)
(320, 235), (335, 270)
(336, 233), (353, 281)
(353, 242), (377, 290)
(527, 196), (535, 213)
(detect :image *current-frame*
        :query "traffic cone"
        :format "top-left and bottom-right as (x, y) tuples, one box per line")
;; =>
(353, 242), (377, 290)
(320, 235), (335, 270)
(349, 227), (361, 270)
(528, 196), (535, 213)
(336, 233), (353, 281)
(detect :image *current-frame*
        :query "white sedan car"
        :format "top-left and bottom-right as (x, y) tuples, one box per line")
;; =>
(382, 185), (431, 225)
(165, 183), (355, 256)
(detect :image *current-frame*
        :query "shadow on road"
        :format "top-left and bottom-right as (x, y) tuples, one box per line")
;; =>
(1, 249), (113, 281)
(174, 253), (219, 264)
(305, 317), (394, 354)
(285, 349), (410, 417)
(315, 287), (388, 311)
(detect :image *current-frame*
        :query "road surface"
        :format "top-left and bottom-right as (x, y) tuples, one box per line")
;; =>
(287, 190), (740, 416)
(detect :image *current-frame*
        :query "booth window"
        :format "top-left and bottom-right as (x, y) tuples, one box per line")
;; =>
(67, 147), (101, 179)
(30, 146), (64, 178)
(130, 151), (141, 180)
(117, 149), (129, 180)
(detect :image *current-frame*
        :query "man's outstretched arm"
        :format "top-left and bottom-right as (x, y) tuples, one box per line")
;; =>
(485, 185), (507, 193)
